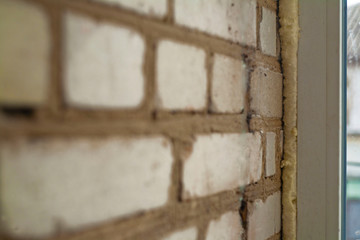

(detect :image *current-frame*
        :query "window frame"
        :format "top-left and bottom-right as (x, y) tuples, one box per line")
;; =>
(297, 0), (346, 239)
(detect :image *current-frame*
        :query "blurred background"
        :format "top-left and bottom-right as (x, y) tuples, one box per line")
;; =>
(347, 1), (360, 239)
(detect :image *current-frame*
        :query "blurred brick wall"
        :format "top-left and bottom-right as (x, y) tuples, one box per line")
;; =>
(0, 0), (282, 239)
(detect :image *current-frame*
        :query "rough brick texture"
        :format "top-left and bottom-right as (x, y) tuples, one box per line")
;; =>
(260, 8), (277, 56)
(93, 0), (167, 17)
(0, 0), (282, 239)
(162, 227), (197, 240)
(0, 0), (50, 106)
(248, 192), (281, 240)
(175, 0), (256, 46)
(266, 132), (277, 177)
(156, 40), (207, 110)
(206, 211), (244, 240)
(250, 67), (283, 118)
(0, 137), (172, 237)
(211, 54), (247, 113)
(64, 12), (145, 108)
(182, 133), (262, 199)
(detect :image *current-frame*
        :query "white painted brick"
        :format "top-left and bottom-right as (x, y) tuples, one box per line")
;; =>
(266, 132), (276, 177)
(260, 8), (277, 57)
(162, 227), (198, 240)
(211, 54), (247, 113)
(182, 133), (262, 199)
(64, 12), (145, 108)
(206, 211), (243, 240)
(248, 192), (281, 240)
(175, 0), (256, 46)
(0, 137), (173, 238)
(0, 0), (50, 106)
(156, 40), (207, 110)
(93, 0), (167, 17)
(250, 67), (283, 118)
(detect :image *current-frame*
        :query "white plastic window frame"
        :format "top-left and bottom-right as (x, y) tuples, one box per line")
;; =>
(297, 0), (345, 239)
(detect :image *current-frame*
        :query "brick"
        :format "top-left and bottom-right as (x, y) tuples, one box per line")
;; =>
(250, 68), (282, 118)
(64, 12), (145, 108)
(260, 8), (277, 57)
(211, 54), (247, 113)
(156, 40), (207, 110)
(93, 0), (167, 17)
(0, 0), (50, 106)
(248, 192), (281, 240)
(266, 132), (276, 177)
(162, 227), (198, 240)
(174, 0), (256, 46)
(182, 133), (262, 199)
(0, 137), (173, 237)
(206, 211), (243, 240)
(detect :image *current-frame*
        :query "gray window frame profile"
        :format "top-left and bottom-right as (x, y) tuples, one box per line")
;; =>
(297, 0), (346, 239)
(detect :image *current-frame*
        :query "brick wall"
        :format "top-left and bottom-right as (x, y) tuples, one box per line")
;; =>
(0, 0), (282, 239)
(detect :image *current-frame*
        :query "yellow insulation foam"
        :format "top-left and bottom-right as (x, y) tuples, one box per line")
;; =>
(279, 0), (299, 239)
